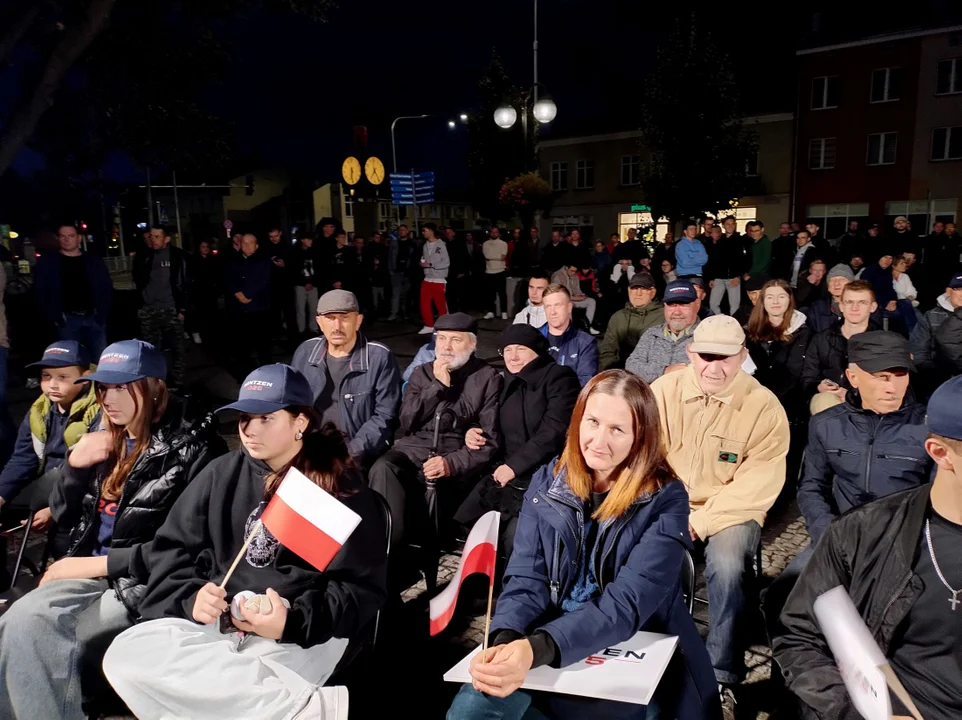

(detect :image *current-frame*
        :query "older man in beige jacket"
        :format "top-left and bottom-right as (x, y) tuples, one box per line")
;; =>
(651, 315), (790, 698)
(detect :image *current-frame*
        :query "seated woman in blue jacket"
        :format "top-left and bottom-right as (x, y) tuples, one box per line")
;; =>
(447, 369), (720, 720)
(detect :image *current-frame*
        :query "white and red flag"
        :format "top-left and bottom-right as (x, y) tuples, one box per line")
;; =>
(429, 510), (500, 636)
(260, 468), (362, 572)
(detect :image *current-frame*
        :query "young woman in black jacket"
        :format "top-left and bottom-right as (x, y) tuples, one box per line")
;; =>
(745, 279), (812, 421)
(103, 364), (387, 720)
(0, 340), (225, 720)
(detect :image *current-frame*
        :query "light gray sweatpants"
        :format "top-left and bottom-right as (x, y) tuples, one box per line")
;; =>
(294, 285), (320, 333)
(104, 617), (348, 720)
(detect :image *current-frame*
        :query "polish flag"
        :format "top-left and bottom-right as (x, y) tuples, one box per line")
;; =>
(260, 468), (362, 573)
(429, 510), (500, 636)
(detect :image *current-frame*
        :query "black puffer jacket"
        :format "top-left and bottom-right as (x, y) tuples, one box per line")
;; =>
(774, 486), (932, 720)
(49, 395), (227, 617)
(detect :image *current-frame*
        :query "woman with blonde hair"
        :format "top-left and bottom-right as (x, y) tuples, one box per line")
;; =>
(0, 340), (225, 719)
(447, 370), (719, 720)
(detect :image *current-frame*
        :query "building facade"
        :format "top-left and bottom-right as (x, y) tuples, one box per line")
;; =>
(536, 113), (793, 242)
(795, 26), (962, 238)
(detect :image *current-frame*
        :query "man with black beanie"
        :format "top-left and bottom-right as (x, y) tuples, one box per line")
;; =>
(455, 324), (580, 557)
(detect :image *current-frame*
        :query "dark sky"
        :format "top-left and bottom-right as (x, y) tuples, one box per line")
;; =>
(8, 1), (798, 192)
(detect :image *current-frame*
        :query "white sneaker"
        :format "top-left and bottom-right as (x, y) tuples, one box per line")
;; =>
(501, 312), (508, 320)
(191, 332), (202, 344)
(483, 312), (495, 319)
(418, 325), (435, 335)
(298, 686), (348, 720)
(589, 327), (600, 335)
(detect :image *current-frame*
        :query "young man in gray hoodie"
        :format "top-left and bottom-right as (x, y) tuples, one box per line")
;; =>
(418, 223), (450, 334)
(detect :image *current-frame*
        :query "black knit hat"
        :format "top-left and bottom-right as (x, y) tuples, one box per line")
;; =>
(499, 324), (549, 356)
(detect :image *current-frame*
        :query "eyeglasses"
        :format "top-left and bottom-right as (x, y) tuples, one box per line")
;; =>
(841, 299), (872, 308)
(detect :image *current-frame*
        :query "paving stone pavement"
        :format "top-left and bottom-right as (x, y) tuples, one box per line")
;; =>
(3, 313), (812, 719)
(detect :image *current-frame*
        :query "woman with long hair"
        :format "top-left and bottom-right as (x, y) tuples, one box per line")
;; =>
(0, 340), (225, 719)
(447, 370), (719, 720)
(746, 279), (811, 419)
(103, 364), (387, 720)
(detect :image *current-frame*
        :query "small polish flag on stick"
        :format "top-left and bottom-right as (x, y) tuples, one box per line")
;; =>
(429, 510), (500, 638)
(219, 468), (362, 589)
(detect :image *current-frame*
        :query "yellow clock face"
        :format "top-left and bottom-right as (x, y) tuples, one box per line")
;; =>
(365, 156), (385, 185)
(342, 156), (361, 185)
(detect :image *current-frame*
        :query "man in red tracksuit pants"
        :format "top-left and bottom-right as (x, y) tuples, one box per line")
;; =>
(418, 223), (450, 335)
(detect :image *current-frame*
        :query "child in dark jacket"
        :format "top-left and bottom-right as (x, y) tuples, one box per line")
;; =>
(0, 341), (97, 514)
(103, 364), (387, 720)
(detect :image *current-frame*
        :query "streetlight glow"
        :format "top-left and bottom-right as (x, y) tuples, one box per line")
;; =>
(448, 120), (456, 129)
(533, 95), (558, 123)
(459, 113), (468, 122)
(494, 104), (518, 129)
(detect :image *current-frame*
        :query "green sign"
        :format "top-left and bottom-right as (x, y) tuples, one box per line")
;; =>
(630, 204), (651, 212)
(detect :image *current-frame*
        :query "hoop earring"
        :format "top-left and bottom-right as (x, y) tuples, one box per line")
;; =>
(295, 430), (304, 441)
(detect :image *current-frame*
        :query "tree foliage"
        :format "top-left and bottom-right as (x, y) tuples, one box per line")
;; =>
(465, 54), (539, 223)
(0, 0), (335, 182)
(639, 11), (756, 223)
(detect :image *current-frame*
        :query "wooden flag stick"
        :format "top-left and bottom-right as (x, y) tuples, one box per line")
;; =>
(219, 520), (263, 590)
(481, 576), (495, 663)
(880, 664), (924, 720)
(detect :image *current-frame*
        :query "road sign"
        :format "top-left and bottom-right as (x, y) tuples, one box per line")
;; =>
(390, 171), (435, 206)
(224, 219), (233, 230)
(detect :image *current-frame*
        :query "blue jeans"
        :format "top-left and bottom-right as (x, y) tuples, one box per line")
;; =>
(60, 314), (107, 360)
(0, 578), (132, 720)
(447, 684), (653, 720)
(703, 520), (762, 685)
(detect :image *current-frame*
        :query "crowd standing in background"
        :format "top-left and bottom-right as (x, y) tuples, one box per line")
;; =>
(0, 213), (958, 719)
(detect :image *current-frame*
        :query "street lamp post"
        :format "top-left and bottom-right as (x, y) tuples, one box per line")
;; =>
(390, 114), (429, 232)
(493, 84), (557, 171)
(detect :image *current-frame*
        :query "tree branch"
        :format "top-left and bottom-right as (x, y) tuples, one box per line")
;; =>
(0, 0), (116, 179)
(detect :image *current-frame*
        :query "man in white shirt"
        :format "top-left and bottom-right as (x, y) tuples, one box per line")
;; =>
(482, 227), (509, 320)
(513, 273), (549, 327)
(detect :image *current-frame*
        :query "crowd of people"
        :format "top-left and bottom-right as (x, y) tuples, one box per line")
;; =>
(0, 212), (959, 719)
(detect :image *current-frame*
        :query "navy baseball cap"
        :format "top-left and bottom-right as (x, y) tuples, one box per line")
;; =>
(948, 273), (962, 289)
(927, 376), (962, 440)
(79, 340), (167, 385)
(217, 364), (314, 414)
(663, 280), (697, 305)
(27, 341), (91, 371)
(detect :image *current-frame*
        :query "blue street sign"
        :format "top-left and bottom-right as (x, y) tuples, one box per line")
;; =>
(390, 171), (434, 205)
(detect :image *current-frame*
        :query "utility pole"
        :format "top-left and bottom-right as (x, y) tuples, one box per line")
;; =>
(172, 170), (183, 248)
(145, 166), (154, 228)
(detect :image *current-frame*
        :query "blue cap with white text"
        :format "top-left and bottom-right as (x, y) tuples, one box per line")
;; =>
(79, 340), (166, 385)
(27, 340), (91, 370)
(217, 364), (315, 414)
(663, 279), (697, 305)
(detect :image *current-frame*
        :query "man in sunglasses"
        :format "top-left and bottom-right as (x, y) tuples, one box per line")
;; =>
(650, 315), (790, 709)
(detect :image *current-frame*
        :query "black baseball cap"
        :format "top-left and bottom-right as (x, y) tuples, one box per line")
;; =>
(27, 341), (91, 371)
(663, 280), (697, 305)
(80, 340), (167, 385)
(628, 272), (656, 289)
(927, 375), (962, 440)
(847, 331), (914, 373)
(217, 364), (314, 414)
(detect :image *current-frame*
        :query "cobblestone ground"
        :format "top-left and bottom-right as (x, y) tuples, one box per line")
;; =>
(2, 313), (811, 719)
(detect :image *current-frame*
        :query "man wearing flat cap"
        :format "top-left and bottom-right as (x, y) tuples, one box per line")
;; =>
(598, 272), (664, 370)
(455, 325), (580, 557)
(291, 290), (401, 465)
(368, 312), (503, 550)
(650, 315), (790, 695)
(764, 331), (931, 662)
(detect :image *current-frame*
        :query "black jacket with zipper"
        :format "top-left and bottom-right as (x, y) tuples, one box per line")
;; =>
(800, 319), (881, 399)
(796, 391), (930, 547)
(49, 395), (227, 617)
(774, 486), (934, 720)
(136, 450), (387, 648)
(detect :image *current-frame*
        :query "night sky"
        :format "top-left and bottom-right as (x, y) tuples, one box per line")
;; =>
(5, 0), (803, 193)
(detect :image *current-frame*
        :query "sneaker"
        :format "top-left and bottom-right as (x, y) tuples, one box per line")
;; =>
(387, 314), (398, 321)
(483, 312), (495, 320)
(589, 327), (600, 335)
(418, 325), (435, 335)
(298, 686), (348, 720)
(191, 332), (202, 345)
(500, 312), (507, 320)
